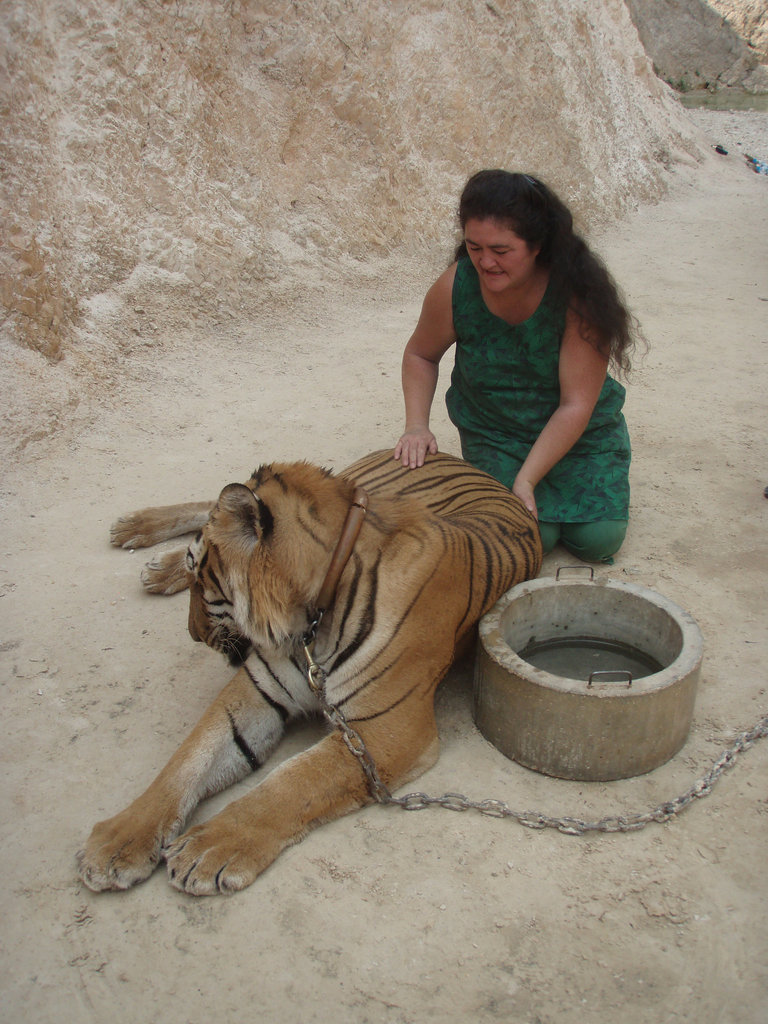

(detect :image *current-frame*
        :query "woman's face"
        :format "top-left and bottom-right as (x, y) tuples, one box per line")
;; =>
(463, 218), (541, 293)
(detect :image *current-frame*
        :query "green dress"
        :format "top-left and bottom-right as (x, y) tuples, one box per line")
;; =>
(445, 256), (630, 523)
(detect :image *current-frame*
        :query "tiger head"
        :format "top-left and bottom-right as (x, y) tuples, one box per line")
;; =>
(184, 462), (359, 661)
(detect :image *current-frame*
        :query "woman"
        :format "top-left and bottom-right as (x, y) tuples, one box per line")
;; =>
(394, 169), (639, 564)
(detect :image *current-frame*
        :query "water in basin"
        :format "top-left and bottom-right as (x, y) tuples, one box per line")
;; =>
(517, 635), (664, 682)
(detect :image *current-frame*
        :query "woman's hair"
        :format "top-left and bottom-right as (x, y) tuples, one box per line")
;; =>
(455, 169), (641, 375)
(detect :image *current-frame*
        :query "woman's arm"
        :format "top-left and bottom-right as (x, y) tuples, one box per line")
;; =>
(394, 265), (458, 468)
(513, 308), (609, 517)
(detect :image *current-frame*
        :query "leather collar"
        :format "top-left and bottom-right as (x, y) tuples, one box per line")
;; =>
(315, 486), (369, 614)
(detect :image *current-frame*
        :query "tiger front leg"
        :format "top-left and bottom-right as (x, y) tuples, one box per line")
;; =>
(110, 501), (214, 549)
(163, 709), (440, 895)
(77, 667), (289, 892)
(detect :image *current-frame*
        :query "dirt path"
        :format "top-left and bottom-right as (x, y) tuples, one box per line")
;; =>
(1, 120), (767, 1023)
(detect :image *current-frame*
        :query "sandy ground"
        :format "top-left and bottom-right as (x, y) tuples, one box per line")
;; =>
(1, 110), (767, 1023)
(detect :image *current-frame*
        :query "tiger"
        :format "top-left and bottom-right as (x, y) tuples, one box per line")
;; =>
(77, 450), (542, 895)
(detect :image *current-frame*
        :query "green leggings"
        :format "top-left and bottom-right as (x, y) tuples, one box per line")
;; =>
(538, 520), (628, 565)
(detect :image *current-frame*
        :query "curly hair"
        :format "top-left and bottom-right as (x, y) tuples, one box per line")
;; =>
(454, 169), (641, 376)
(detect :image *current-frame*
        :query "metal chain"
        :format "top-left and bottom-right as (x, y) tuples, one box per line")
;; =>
(303, 639), (395, 804)
(389, 714), (768, 835)
(302, 639), (768, 835)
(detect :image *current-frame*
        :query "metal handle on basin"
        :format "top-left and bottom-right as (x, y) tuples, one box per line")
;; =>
(587, 670), (633, 688)
(555, 565), (595, 581)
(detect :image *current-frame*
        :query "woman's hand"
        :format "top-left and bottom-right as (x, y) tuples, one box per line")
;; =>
(512, 474), (538, 519)
(394, 428), (438, 468)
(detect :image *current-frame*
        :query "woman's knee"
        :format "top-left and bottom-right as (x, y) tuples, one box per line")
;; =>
(560, 520), (628, 563)
(537, 521), (561, 554)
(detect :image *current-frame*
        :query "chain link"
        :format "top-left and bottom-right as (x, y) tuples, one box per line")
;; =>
(304, 642), (395, 804)
(302, 639), (768, 835)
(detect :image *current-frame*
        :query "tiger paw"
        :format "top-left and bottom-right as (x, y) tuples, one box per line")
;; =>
(110, 512), (161, 549)
(164, 818), (277, 895)
(140, 551), (191, 595)
(77, 808), (171, 891)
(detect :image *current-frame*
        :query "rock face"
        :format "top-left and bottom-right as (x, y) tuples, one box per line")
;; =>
(0, 1), (700, 370)
(2, 1), (713, 460)
(712, 0), (768, 62)
(626, 0), (768, 93)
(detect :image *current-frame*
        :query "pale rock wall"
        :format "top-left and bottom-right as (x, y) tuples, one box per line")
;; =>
(1, 0), (702, 452)
(709, 0), (768, 63)
(626, 0), (768, 92)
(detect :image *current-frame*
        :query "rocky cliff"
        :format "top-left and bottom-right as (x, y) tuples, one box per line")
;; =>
(712, 0), (768, 62)
(1, 1), (701, 366)
(626, 0), (768, 93)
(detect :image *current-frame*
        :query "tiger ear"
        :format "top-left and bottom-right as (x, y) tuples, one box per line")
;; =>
(216, 483), (271, 549)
